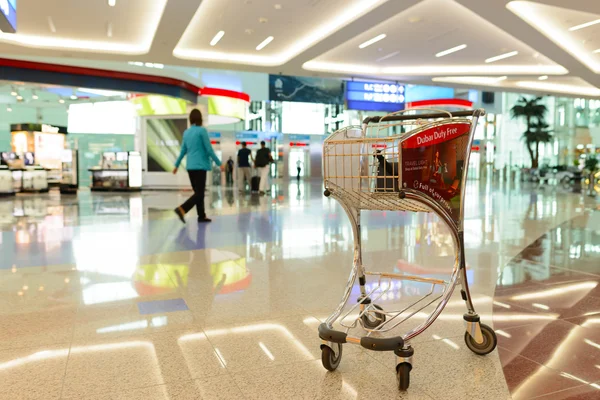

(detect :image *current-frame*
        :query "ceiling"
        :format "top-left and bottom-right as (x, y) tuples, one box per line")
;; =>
(1, 0), (600, 97)
(0, 81), (127, 112)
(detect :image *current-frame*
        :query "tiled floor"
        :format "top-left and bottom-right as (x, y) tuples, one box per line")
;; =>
(0, 180), (598, 399)
(493, 212), (600, 399)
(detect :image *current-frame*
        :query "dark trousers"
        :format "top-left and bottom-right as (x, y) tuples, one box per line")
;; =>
(179, 170), (207, 219)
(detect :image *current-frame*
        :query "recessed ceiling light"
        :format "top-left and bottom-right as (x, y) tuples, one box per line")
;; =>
(70, 95), (78, 100)
(245, 29), (254, 35)
(259, 17), (268, 24)
(485, 51), (518, 63)
(210, 31), (225, 46)
(569, 19), (600, 32)
(10, 90), (17, 96)
(32, 94), (39, 100)
(436, 44), (467, 58)
(274, 4), (282, 10)
(359, 34), (386, 49)
(256, 36), (274, 51)
(47, 16), (56, 33)
(16, 95), (23, 100)
(108, 0), (116, 7)
(538, 75), (548, 80)
(6, 107), (12, 112)
(58, 99), (65, 104)
(408, 16), (422, 23)
(376, 51), (400, 62)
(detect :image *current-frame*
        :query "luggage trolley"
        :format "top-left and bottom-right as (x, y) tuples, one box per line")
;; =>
(318, 109), (497, 390)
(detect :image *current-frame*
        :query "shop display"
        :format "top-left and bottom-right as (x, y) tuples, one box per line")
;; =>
(89, 151), (142, 191)
(0, 166), (15, 196)
(21, 167), (49, 192)
(10, 125), (67, 186)
(60, 149), (79, 194)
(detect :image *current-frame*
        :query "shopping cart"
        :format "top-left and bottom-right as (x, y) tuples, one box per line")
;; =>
(318, 109), (497, 390)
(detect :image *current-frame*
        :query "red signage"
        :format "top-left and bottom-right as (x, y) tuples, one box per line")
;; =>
(401, 122), (472, 223)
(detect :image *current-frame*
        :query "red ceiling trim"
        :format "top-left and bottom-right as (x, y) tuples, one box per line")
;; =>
(0, 57), (201, 94)
(199, 87), (251, 102)
(406, 98), (473, 109)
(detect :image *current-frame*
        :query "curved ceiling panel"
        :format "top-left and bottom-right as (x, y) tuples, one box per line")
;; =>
(0, 0), (167, 55)
(508, 1), (600, 74)
(303, 0), (567, 78)
(173, 0), (387, 66)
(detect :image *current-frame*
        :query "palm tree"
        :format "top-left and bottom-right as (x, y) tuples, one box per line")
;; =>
(526, 120), (553, 169)
(510, 96), (552, 168)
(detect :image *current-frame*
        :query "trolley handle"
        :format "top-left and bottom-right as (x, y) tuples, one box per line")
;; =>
(363, 109), (485, 124)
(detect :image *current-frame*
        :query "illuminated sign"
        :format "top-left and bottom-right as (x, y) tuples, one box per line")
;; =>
(346, 81), (405, 112)
(0, 0), (16, 33)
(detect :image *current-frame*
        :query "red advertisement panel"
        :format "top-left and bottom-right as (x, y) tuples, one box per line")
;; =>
(401, 122), (472, 223)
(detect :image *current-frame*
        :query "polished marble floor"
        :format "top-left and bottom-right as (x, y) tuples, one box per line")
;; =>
(0, 180), (598, 399)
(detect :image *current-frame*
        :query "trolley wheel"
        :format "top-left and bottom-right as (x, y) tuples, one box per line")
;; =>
(396, 362), (412, 391)
(361, 304), (386, 329)
(464, 323), (497, 356)
(321, 343), (342, 371)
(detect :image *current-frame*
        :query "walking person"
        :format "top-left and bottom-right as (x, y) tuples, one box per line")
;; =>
(173, 109), (223, 223)
(226, 156), (234, 185)
(237, 142), (253, 192)
(255, 141), (273, 195)
(296, 159), (303, 181)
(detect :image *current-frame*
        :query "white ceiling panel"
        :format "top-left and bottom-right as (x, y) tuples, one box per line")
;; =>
(303, 0), (566, 77)
(0, 0), (598, 97)
(0, 0), (167, 54)
(508, 1), (600, 74)
(173, 0), (388, 66)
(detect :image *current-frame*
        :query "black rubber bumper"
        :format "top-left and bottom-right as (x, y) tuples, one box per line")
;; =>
(318, 323), (347, 344)
(360, 336), (404, 351)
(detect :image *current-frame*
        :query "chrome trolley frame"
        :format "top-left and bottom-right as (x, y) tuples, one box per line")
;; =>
(318, 109), (497, 391)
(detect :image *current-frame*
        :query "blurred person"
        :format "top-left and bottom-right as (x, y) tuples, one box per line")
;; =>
(173, 109), (223, 223)
(255, 141), (273, 195)
(296, 159), (303, 181)
(226, 156), (234, 185)
(237, 142), (253, 192)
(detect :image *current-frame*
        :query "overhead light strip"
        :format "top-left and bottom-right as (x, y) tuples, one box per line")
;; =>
(569, 19), (600, 32)
(210, 31), (225, 46)
(359, 34), (386, 49)
(436, 44), (467, 58)
(303, 60), (568, 75)
(485, 51), (518, 63)
(108, 0), (116, 6)
(256, 36), (274, 51)
(516, 81), (600, 97)
(376, 51), (399, 62)
(47, 16), (56, 33)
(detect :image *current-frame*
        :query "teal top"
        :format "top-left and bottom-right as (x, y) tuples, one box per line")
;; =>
(175, 125), (221, 171)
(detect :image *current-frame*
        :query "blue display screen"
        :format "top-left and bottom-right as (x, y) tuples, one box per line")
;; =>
(346, 81), (405, 112)
(404, 85), (454, 103)
(0, 0), (17, 33)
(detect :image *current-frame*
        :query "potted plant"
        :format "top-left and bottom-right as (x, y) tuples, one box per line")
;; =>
(511, 97), (553, 169)
(584, 155), (599, 195)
